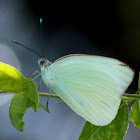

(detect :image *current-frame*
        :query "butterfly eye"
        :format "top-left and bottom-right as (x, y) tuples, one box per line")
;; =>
(40, 60), (45, 66)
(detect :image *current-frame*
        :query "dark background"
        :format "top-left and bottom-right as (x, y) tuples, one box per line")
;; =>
(0, 0), (139, 140)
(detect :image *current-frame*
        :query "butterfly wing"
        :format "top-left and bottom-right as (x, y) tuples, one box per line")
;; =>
(45, 55), (134, 126)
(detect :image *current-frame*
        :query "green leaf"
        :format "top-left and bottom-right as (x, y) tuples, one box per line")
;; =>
(79, 105), (128, 140)
(24, 81), (39, 111)
(9, 80), (39, 131)
(0, 62), (39, 131)
(9, 92), (27, 131)
(129, 100), (140, 128)
(0, 62), (28, 93)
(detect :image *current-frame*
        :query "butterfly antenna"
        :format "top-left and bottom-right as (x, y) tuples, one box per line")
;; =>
(40, 18), (44, 58)
(12, 40), (42, 58)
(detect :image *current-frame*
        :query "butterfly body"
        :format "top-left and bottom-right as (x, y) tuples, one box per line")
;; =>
(38, 54), (134, 126)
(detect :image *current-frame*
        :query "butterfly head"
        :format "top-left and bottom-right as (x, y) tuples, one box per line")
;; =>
(38, 58), (51, 70)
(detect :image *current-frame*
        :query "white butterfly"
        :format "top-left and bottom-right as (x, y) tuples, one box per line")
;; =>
(38, 54), (134, 126)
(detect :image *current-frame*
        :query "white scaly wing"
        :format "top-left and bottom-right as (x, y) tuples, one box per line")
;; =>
(43, 55), (134, 126)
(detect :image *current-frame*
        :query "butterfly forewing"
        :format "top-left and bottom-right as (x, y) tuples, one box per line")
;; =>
(43, 55), (134, 126)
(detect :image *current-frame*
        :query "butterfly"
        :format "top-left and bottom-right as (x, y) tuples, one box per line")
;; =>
(12, 19), (134, 126)
(38, 54), (134, 126)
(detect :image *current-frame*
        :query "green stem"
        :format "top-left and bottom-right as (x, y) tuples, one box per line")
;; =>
(38, 92), (140, 101)
(122, 93), (140, 100)
(1, 91), (140, 101)
(39, 92), (60, 98)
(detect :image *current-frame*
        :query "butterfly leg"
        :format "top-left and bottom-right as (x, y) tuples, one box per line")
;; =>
(38, 77), (43, 91)
(23, 72), (42, 85)
(46, 88), (52, 111)
(27, 70), (40, 78)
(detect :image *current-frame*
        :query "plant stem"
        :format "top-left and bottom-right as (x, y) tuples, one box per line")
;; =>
(38, 92), (140, 101)
(39, 92), (60, 98)
(1, 91), (140, 101)
(122, 93), (140, 100)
